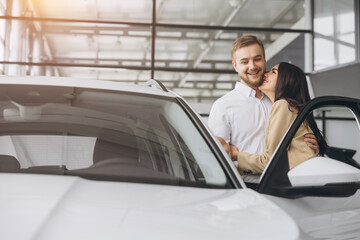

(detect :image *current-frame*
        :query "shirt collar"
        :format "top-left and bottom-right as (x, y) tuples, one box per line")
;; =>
(235, 81), (265, 99)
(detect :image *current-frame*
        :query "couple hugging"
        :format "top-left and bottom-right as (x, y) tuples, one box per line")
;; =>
(208, 35), (327, 174)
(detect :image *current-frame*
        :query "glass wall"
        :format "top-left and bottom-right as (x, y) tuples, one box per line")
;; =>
(0, 0), (311, 102)
(314, 0), (356, 71)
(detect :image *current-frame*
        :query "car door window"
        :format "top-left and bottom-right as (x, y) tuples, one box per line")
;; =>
(257, 97), (360, 198)
(314, 106), (360, 167)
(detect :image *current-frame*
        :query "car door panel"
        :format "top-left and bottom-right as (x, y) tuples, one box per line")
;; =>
(257, 96), (360, 238)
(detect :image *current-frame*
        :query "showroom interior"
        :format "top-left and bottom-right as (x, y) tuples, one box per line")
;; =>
(0, 0), (359, 157)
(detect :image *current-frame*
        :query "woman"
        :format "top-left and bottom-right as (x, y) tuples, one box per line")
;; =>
(231, 62), (327, 174)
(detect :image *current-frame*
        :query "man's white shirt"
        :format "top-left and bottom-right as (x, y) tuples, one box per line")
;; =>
(208, 82), (273, 154)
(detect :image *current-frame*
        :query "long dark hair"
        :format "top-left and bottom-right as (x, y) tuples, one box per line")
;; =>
(275, 62), (328, 155)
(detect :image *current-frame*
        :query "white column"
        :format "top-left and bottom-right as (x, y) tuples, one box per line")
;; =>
(8, 0), (26, 75)
(30, 32), (46, 76)
(304, 0), (313, 73)
(45, 66), (55, 76)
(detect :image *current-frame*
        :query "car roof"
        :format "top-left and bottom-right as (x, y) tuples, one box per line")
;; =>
(0, 76), (177, 98)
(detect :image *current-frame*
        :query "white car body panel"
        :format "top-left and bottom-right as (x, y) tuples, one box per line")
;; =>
(0, 174), (301, 240)
(265, 192), (360, 239)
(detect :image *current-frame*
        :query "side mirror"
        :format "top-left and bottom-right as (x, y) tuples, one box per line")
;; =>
(288, 157), (360, 187)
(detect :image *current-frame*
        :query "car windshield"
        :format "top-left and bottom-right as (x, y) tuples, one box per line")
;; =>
(0, 84), (232, 188)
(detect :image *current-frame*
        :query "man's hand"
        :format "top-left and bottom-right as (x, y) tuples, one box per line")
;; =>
(217, 136), (230, 154)
(304, 133), (319, 155)
(230, 144), (239, 162)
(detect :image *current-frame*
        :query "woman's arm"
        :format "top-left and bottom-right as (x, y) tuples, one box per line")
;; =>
(237, 100), (295, 174)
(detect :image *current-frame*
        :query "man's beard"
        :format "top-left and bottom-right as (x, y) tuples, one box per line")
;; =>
(239, 72), (264, 88)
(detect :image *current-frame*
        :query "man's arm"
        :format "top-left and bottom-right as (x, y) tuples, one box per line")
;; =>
(208, 100), (232, 154)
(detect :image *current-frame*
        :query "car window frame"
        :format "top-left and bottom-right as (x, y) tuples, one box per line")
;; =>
(256, 96), (360, 198)
(175, 97), (243, 189)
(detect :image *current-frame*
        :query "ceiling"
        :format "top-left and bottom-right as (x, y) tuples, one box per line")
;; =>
(3, 0), (308, 102)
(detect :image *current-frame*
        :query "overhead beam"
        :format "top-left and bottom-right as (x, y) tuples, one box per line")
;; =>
(52, 57), (229, 68)
(41, 25), (236, 41)
(0, 16), (312, 34)
(0, 61), (235, 74)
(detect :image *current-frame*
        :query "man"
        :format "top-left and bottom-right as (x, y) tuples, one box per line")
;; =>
(208, 35), (317, 160)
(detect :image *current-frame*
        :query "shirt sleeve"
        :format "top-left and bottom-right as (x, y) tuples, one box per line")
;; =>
(208, 100), (231, 143)
(237, 100), (294, 174)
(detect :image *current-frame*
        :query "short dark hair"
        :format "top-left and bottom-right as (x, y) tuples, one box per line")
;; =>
(231, 35), (265, 60)
(275, 62), (328, 155)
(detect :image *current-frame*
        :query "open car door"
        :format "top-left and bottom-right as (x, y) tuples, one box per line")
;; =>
(256, 96), (360, 239)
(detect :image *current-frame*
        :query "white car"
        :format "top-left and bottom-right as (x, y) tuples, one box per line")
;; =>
(0, 76), (359, 240)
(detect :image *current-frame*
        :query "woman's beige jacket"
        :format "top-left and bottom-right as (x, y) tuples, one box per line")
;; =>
(237, 99), (316, 174)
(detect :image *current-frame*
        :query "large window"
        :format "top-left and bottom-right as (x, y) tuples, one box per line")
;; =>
(314, 0), (356, 70)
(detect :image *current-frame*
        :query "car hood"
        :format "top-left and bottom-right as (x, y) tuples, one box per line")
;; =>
(0, 173), (301, 240)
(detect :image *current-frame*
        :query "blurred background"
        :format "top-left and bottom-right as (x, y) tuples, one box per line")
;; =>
(0, 0), (358, 105)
